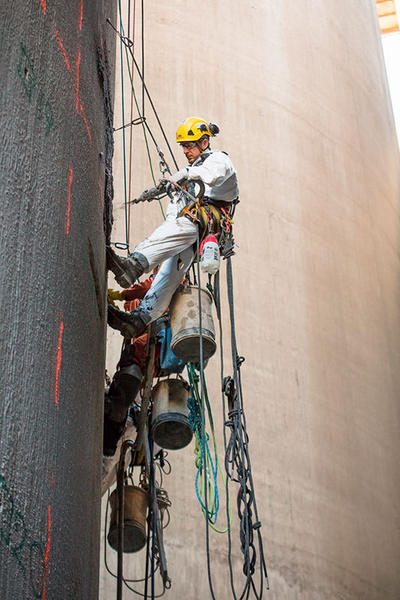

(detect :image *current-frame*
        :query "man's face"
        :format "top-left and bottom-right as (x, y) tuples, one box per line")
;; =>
(180, 138), (209, 164)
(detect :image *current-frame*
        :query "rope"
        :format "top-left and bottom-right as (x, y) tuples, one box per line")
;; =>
(214, 270), (238, 599)
(187, 378), (219, 524)
(117, 18), (165, 220)
(187, 364), (233, 533)
(118, 0), (130, 252)
(195, 228), (217, 600)
(107, 19), (179, 171)
(224, 257), (270, 598)
(141, 0), (145, 117)
(127, 0), (136, 249)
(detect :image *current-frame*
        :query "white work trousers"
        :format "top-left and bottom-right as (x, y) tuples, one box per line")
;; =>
(134, 200), (198, 321)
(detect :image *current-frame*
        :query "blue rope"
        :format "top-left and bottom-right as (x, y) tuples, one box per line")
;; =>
(187, 366), (220, 524)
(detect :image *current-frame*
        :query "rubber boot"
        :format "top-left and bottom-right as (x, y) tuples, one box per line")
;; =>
(107, 304), (151, 338)
(106, 246), (149, 288)
(103, 362), (143, 456)
(103, 412), (127, 456)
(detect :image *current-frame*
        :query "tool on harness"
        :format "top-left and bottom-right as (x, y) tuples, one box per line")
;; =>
(180, 196), (236, 259)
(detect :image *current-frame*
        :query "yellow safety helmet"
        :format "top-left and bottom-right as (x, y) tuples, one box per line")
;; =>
(176, 117), (217, 143)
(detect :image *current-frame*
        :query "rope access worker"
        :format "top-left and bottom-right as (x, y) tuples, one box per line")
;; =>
(107, 117), (239, 339)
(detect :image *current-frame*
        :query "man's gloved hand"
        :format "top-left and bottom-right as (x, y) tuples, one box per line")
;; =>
(108, 288), (124, 307)
(163, 168), (189, 186)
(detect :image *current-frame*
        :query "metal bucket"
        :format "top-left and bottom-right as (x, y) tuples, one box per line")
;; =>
(107, 485), (148, 553)
(151, 379), (193, 450)
(169, 285), (216, 362)
(117, 362), (143, 399)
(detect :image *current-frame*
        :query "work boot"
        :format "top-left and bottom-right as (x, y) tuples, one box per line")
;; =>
(106, 246), (149, 288)
(103, 413), (127, 456)
(107, 304), (151, 338)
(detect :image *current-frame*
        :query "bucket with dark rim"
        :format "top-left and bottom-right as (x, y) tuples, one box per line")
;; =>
(151, 378), (193, 450)
(107, 485), (148, 553)
(169, 285), (216, 362)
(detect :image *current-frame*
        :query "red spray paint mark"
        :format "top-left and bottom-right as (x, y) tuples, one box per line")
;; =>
(79, 0), (83, 31)
(75, 51), (81, 112)
(66, 166), (73, 235)
(54, 30), (71, 72)
(80, 102), (92, 145)
(40, 0), (47, 13)
(55, 316), (64, 407)
(42, 505), (51, 600)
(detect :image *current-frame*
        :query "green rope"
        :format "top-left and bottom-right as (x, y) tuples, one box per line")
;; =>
(188, 364), (233, 533)
(118, 0), (130, 249)
(119, 20), (166, 220)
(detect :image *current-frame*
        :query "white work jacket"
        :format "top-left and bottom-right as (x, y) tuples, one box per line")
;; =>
(185, 150), (239, 203)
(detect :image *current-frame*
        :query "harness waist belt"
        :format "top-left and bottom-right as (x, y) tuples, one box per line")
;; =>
(202, 197), (232, 210)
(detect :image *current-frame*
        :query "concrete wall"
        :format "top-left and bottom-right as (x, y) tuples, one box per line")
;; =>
(101, 1), (400, 598)
(0, 2), (116, 598)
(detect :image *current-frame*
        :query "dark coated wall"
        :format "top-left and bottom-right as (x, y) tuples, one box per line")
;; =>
(0, 2), (116, 598)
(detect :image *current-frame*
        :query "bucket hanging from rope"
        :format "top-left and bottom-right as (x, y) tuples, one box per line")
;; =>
(151, 378), (193, 450)
(108, 485), (149, 553)
(169, 285), (216, 362)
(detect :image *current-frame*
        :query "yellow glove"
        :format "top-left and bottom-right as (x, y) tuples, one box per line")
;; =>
(108, 289), (124, 307)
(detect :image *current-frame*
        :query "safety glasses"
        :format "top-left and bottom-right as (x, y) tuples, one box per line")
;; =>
(179, 141), (197, 149)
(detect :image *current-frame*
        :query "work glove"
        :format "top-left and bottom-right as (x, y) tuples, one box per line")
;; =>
(167, 168), (189, 185)
(108, 288), (124, 307)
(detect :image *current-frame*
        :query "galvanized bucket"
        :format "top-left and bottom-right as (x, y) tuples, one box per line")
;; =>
(169, 285), (216, 362)
(151, 378), (193, 450)
(107, 485), (148, 553)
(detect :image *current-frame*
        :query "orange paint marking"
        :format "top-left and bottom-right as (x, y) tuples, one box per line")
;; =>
(55, 316), (64, 407)
(79, 0), (83, 30)
(75, 50), (81, 112)
(42, 505), (51, 600)
(80, 102), (92, 145)
(54, 31), (71, 72)
(66, 166), (73, 235)
(40, 0), (47, 13)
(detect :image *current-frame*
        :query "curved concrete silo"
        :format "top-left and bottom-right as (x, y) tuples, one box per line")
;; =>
(102, 1), (400, 598)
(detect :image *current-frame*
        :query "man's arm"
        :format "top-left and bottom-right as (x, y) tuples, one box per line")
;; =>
(169, 152), (235, 187)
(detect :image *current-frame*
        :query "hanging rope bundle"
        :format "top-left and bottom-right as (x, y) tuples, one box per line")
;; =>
(187, 363), (231, 529)
(213, 261), (270, 599)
